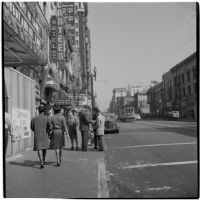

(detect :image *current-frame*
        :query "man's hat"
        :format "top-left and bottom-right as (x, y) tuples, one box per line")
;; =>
(53, 105), (61, 112)
(93, 107), (100, 113)
(38, 105), (45, 112)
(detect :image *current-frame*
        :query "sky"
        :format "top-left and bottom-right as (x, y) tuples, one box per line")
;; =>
(87, 2), (196, 111)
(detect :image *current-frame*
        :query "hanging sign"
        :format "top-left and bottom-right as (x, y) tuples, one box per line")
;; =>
(57, 3), (64, 61)
(50, 15), (57, 62)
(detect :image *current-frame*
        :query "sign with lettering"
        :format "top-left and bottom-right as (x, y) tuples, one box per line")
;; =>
(62, 2), (75, 27)
(57, 3), (64, 61)
(11, 108), (31, 141)
(50, 15), (57, 62)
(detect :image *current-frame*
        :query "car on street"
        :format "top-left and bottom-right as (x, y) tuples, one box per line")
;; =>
(103, 113), (120, 134)
(133, 113), (141, 120)
(104, 119), (120, 133)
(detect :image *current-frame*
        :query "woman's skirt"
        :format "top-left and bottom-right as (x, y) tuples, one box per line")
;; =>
(49, 130), (65, 149)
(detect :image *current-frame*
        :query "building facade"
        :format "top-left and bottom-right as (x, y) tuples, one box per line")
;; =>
(3, 2), (92, 157)
(147, 52), (197, 120)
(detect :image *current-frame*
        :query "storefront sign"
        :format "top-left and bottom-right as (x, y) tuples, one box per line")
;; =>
(12, 108), (31, 141)
(50, 15), (57, 62)
(62, 2), (75, 27)
(57, 3), (64, 61)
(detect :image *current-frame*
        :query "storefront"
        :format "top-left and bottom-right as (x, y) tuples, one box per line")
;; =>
(4, 68), (37, 157)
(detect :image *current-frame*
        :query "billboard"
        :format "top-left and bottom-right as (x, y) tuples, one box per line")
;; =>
(12, 108), (31, 141)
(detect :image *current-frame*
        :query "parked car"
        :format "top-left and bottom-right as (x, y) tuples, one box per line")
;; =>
(133, 114), (141, 120)
(104, 119), (120, 134)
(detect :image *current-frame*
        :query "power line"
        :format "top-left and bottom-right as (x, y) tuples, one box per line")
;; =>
(142, 35), (196, 80)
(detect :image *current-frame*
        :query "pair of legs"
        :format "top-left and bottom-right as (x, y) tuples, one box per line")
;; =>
(37, 149), (47, 168)
(95, 135), (104, 151)
(81, 131), (89, 151)
(55, 148), (62, 166)
(69, 128), (78, 150)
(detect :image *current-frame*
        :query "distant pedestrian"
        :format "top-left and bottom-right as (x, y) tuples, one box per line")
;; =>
(78, 105), (91, 151)
(93, 107), (105, 151)
(92, 110), (98, 150)
(5, 112), (12, 156)
(50, 106), (68, 166)
(71, 108), (79, 150)
(31, 106), (51, 168)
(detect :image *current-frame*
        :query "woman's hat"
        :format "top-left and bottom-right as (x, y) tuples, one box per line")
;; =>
(72, 108), (78, 112)
(38, 105), (45, 112)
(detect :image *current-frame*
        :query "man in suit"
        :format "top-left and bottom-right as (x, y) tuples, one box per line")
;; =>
(78, 105), (91, 151)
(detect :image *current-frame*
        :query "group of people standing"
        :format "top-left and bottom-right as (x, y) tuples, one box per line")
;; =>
(31, 104), (105, 169)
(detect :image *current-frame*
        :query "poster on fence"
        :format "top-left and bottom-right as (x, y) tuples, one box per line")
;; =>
(12, 108), (31, 141)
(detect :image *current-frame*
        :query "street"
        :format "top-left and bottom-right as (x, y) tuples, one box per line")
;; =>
(104, 120), (198, 198)
(5, 120), (197, 198)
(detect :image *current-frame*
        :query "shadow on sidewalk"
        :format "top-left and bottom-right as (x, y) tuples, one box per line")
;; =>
(8, 160), (55, 169)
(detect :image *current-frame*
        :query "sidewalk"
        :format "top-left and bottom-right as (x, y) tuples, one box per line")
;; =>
(5, 131), (109, 198)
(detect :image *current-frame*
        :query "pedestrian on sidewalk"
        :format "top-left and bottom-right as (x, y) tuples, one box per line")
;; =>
(93, 107), (105, 151)
(31, 105), (51, 168)
(66, 109), (79, 150)
(79, 105), (92, 151)
(49, 106), (68, 166)
(4, 112), (12, 156)
(92, 109), (98, 150)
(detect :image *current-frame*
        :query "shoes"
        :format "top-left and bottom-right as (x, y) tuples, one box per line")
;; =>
(40, 163), (44, 169)
(71, 147), (74, 150)
(56, 162), (60, 167)
(99, 149), (104, 151)
(76, 147), (79, 150)
(94, 147), (98, 150)
(43, 160), (46, 165)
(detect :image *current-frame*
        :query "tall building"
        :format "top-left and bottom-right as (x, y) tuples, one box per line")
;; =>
(3, 2), (92, 157)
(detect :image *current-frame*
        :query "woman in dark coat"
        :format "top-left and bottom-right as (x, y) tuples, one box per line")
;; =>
(50, 106), (67, 166)
(31, 106), (50, 168)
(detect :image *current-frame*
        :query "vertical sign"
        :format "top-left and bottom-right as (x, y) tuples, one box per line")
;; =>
(62, 2), (75, 27)
(50, 16), (57, 62)
(57, 3), (64, 61)
(62, 2), (75, 46)
(12, 108), (31, 141)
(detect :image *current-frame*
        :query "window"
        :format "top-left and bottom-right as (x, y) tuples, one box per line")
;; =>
(182, 74), (185, 83)
(178, 75), (181, 85)
(76, 23), (78, 27)
(188, 85), (191, 95)
(76, 32), (78, 37)
(179, 89), (181, 98)
(187, 71), (190, 81)
(194, 83), (197, 94)
(192, 68), (196, 79)
(182, 88), (185, 97)
(27, 8), (32, 22)
(12, 3), (16, 16)
(174, 77), (177, 87)
(23, 19), (29, 32)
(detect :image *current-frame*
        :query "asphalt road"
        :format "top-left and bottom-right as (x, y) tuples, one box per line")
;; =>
(104, 120), (198, 198)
